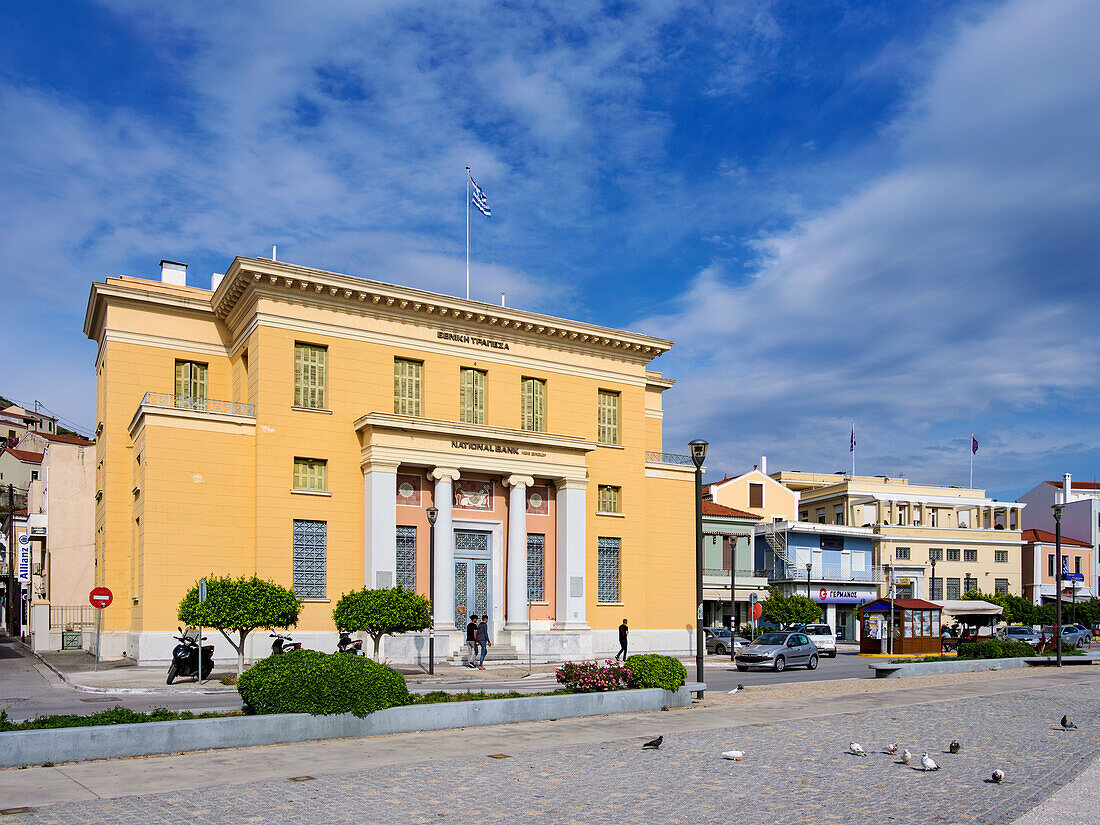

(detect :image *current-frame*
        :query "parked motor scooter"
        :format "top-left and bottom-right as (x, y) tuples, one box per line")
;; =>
(166, 627), (214, 684)
(336, 631), (364, 655)
(270, 632), (302, 655)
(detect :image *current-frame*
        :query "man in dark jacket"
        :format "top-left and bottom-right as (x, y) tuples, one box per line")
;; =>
(476, 615), (492, 669)
(616, 619), (629, 660)
(465, 614), (479, 668)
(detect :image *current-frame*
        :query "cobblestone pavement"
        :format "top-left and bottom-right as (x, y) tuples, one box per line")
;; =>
(7, 680), (1100, 825)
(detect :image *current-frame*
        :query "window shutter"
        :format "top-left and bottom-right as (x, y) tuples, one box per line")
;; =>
(412, 361), (422, 416)
(194, 363), (207, 400)
(175, 361), (187, 398)
(460, 369), (470, 423)
(521, 378), (532, 431)
(533, 379), (545, 431)
(474, 369), (485, 424)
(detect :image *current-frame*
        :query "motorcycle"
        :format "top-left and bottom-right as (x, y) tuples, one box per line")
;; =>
(270, 632), (302, 655)
(166, 628), (214, 684)
(336, 631), (364, 655)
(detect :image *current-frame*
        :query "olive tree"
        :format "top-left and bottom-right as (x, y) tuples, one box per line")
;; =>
(332, 586), (432, 660)
(759, 586), (821, 627)
(178, 575), (302, 675)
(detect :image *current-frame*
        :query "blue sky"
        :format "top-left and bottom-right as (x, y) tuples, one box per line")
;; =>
(1, 0), (1098, 499)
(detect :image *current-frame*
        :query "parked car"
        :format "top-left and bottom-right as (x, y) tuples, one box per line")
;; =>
(1040, 625), (1090, 648)
(704, 627), (749, 655)
(735, 631), (818, 672)
(1000, 625), (1041, 646)
(792, 623), (837, 657)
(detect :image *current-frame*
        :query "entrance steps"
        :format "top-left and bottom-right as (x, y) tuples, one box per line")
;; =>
(448, 643), (519, 664)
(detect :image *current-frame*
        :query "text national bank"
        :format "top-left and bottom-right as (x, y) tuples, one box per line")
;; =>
(84, 256), (697, 664)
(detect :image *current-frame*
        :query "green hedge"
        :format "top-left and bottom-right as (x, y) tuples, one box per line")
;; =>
(956, 640), (1036, 660)
(624, 654), (686, 691)
(237, 649), (409, 716)
(0, 707), (227, 733)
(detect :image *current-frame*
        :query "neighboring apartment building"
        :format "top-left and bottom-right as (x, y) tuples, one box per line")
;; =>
(1, 404), (59, 446)
(772, 472), (1025, 601)
(0, 446), (43, 499)
(701, 501), (765, 630)
(1018, 475), (1100, 597)
(85, 257), (695, 664)
(704, 457), (798, 522)
(1021, 529), (1093, 606)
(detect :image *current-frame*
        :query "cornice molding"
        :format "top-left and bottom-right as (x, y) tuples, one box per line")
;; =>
(355, 412), (597, 454)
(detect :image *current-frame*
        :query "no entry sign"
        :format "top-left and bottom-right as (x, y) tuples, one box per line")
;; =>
(89, 587), (113, 609)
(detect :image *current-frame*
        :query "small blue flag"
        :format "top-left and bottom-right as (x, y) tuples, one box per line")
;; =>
(470, 178), (491, 217)
(971, 436), (978, 455)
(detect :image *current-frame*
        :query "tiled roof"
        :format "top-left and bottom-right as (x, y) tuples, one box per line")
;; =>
(1045, 480), (1100, 490)
(2, 447), (44, 464)
(40, 432), (95, 446)
(1021, 528), (1092, 547)
(702, 501), (761, 519)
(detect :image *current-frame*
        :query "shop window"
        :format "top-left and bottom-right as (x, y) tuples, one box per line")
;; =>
(597, 390), (620, 445)
(459, 368), (487, 425)
(293, 344), (327, 409)
(597, 485), (621, 514)
(395, 526), (416, 590)
(292, 520), (326, 598)
(292, 458), (327, 492)
(394, 359), (423, 416)
(527, 533), (545, 602)
(521, 377), (546, 432)
(597, 537), (621, 603)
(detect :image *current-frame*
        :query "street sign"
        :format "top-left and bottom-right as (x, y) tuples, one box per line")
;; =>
(89, 587), (113, 609)
(1065, 572), (1084, 582)
(198, 579), (208, 602)
(749, 592), (758, 604)
(750, 602), (763, 620)
(899, 578), (911, 586)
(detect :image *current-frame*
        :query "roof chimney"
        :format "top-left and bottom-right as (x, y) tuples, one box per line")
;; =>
(160, 260), (187, 286)
(760, 455), (767, 475)
(1064, 472), (1072, 504)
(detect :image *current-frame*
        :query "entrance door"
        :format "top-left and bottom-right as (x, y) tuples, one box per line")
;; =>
(454, 530), (492, 631)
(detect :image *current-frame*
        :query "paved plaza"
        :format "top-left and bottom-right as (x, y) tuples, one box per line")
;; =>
(3, 670), (1098, 824)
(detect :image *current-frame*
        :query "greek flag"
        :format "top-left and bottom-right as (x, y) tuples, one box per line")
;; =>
(470, 178), (491, 216)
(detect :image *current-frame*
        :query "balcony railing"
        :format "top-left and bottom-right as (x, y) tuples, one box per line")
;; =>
(775, 563), (885, 583)
(645, 451), (694, 466)
(703, 568), (759, 578)
(141, 392), (255, 417)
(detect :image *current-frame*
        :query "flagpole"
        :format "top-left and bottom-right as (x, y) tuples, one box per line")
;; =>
(970, 432), (974, 489)
(465, 167), (471, 300)
(851, 421), (855, 478)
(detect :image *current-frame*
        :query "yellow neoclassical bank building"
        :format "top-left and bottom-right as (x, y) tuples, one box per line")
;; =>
(84, 257), (696, 664)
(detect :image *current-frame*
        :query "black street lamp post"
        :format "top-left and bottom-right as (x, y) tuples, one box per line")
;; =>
(930, 557), (937, 601)
(426, 506), (439, 675)
(806, 561), (813, 601)
(729, 536), (737, 662)
(689, 439), (708, 698)
(1053, 503), (1064, 668)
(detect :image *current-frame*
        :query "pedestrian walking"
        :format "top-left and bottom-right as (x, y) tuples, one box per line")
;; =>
(616, 618), (629, 660)
(476, 615), (492, 669)
(465, 614), (479, 668)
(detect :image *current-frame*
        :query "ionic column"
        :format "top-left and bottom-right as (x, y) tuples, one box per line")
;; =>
(554, 476), (589, 629)
(363, 460), (400, 589)
(429, 467), (460, 630)
(504, 475), (534, 627)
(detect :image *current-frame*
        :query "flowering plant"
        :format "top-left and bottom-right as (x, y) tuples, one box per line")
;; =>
(555, 660), (632, 692)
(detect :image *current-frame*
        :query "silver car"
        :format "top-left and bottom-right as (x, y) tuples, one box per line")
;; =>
(735, 631), (818, 672)
(1001, 625), (1040, 646)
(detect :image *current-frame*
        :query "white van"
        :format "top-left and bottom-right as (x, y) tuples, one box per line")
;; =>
(797, 623), (837, 657)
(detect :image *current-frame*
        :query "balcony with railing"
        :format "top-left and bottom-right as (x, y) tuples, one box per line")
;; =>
(140, 392), (255, 417)
(773, 562), (886, 583)
(645, 451), (694, 466)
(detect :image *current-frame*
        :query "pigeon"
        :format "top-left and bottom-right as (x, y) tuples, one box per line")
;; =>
(642, 736), (663, 750)
(721, 750), (745, 761)
(900, 749), (912, 765)
(920, 753), (939, 772)
(992, 769), (1005, 784)
(885, 742), (899, 754)
(949, 740), (961, 754)
(849, 743), (867, 757)
(1060, 715), (1078, 731)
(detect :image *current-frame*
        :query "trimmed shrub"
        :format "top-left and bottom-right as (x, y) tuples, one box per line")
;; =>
(624, 654), (686, 691)
(237, 649), (409, 716)
(555, 661), (632, 692)
(956, 640), (1036, 660)
(0, 707), (227, 733)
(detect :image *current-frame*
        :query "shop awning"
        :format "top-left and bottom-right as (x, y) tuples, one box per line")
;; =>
(933, 599), (1003, 617)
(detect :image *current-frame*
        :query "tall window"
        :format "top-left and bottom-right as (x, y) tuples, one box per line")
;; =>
(946, 548), (961, 561)
(459, 368), (487, 425)
(816, 508), (825, 524)
(1048, 553), (1055, 577)
(994, 550), (1008, 563)
(994, 578), (1009, 595)
(597, 485), (621, 514)
(521, 377), (546, 432)
(963, 549), (977, 563)
(834, 505), (844, 525)
(395, 526), (416, 590)
(292, 520), (326, 598)
(597, 537), (621, 603)
(597, 390), (620, 445)
(1075, 556), (1082, 574)
(895, 547), (911, 560)
(929, 548), (943, 561)
(293, 344), (327, 409)
(527, 533), (545, 601)
(946, 577), (961, 600)
(748, 483), (764, 509)
(930, 577), (943, 600)
(393, 359), (423, 416)
(174, 360), (208, 401)
(293, 458), (327, 492)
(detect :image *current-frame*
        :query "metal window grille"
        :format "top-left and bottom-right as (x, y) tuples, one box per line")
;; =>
(895, 547), (910, 560)
(396, 526), (416, 590)
(946, 548), (961, 561)
(394, 359), (423, 416)
(597, 390), (619, 445)
(994, 550), (1008, 563)
(293, 458), (327, 491)
(930, 577), (942, 600)
(597, 537), (621, 603)
(963, 549), (977, 563)
(293, 344), (327, 409)
(994, 578), (1009, 595)
(597, 485), (620, 513)
(929, 548), (943, 561)
(292, 520), (326, 598)
(946, 578), (961, 600)
(527, 534), (545, 602)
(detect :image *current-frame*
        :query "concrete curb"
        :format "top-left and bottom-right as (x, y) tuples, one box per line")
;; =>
(0, 684), (698, 768)
(24, 648), (237, 696)
(869, 657), (1030, 678)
